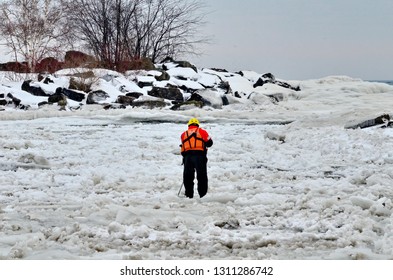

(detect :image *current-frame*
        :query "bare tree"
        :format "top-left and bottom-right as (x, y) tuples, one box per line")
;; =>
(0, 0), (71, 72)
(131, 0), (207, 63)
(64, 0), (207, 70)
(63, 0), (140, 69)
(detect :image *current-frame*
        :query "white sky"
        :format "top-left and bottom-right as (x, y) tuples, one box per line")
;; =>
(188, 0), (393, 80)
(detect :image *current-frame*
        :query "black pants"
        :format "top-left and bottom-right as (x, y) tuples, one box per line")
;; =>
(183, 154), (208, 198)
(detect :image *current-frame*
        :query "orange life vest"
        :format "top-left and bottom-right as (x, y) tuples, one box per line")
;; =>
(181, 127), (206, 153)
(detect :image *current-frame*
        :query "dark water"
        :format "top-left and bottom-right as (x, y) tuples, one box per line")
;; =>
(369, 80), (393, 86)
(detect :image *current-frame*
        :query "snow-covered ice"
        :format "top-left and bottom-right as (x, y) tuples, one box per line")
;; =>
(1, 69), (393, 260)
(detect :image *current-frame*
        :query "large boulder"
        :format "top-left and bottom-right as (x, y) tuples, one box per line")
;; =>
(69, 76), (93, 92)
(191, 89), (228, 109)
(116, 95), (135, 106)
(21, 80), (48, 96)
(254, 73), (300, 91)
(36, 57), (63, 73)
(171, 89), (228, 110)
(116, 57), (155, 72)
(0, 62), (29, 73)
(48, 92), (66, 104)
(64, 50), (96, 68)
(132, 96), (167, 109)
(103, 104), (126, 110)
(126, 92), (143, 99)
(56, 87), (85, 102)
(175, 61), (198, 73)
(6, 93), (29, 109)
(218, 81), (233, 95)
(154, 71), (170, 81)
(170, 100), (204, 111)
(148, 86), (183, 102)
(161, 57), (197, 72)
(253, 73), (276, 87)
(275, 80), (301, 91)
(86, 90), (110, 104)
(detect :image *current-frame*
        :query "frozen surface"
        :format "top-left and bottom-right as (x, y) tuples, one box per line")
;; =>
(1, 73), (393, 260)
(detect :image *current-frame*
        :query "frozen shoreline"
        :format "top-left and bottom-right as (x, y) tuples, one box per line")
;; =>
(1, 111), (393, 259)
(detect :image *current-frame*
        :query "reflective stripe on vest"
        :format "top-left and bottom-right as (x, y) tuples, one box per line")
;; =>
(181, 128), (205, 152)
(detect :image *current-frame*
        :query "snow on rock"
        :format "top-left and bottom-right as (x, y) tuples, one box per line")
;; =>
(193, 89), (227, 109)
(167, 67), (200, 81)
(2, 63), (393, 120)
(197, 71), (222, 88)
(170, 78), (205, 91)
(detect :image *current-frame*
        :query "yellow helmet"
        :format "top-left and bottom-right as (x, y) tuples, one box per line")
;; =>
(187, 118), (200, 126)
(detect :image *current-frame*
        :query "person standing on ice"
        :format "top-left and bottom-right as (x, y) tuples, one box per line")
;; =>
(180, 118), (213, 198)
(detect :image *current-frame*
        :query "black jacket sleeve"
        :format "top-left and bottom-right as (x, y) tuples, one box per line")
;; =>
(205, 138), (213, 148)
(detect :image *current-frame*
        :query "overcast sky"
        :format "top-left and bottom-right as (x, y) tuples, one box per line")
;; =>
(189, 0), (393, 80)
